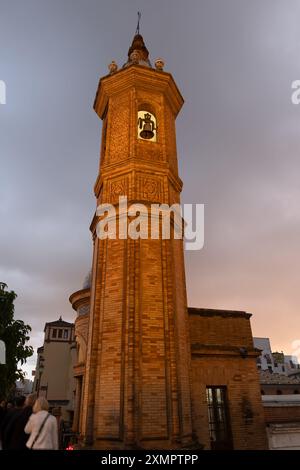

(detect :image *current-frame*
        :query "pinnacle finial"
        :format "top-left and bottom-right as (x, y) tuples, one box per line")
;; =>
(108, 60), (118, 74)
(135, 11), (141, 35)
(155, 58), (165, 71)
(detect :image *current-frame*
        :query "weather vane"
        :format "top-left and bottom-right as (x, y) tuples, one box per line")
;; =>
(136, 11), (141, 35)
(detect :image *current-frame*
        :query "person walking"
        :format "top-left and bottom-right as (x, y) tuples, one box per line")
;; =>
(25, 397), (58, 450)
(0, 400), (17, 449)
(2, 396), (26, 449)
(6, 393), (36, 449)
(0, 400), (7, 450)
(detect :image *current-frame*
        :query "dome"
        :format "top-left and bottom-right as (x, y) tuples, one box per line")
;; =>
(83, 270), (92, 289)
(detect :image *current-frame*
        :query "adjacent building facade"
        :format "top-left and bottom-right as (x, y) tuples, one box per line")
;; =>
(253, 339), (300, 449)
(33, 317), (76, 422)
(254, 337), (299, 375)
(188, 308), (267, 450)
(15, 379), (33, 396)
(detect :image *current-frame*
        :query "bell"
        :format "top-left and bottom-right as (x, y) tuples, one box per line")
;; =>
(140, 121), (154, 139)
(139, 113), (155, 139)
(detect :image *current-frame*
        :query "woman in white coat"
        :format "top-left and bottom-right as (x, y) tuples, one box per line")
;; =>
(25, 397), (58, 450)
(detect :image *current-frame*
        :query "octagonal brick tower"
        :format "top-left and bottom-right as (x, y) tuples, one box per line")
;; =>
(81, 34), (194, 449)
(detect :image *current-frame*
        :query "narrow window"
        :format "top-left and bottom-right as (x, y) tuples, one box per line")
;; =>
(101, 104), (108, 162)
(102, 119), (108, 155)
(58, 329), (63, 339)
(206, 386), (233, 450)
(63, 329), (68, 339)
(52, 329), (57, 338)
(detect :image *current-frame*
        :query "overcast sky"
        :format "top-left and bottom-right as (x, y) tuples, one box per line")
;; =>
(1, 0), (300, 377)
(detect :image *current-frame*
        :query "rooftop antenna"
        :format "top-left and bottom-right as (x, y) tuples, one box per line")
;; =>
(135, 11), (141, 35)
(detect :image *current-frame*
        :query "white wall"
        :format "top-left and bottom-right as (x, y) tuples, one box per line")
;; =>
(267, 424), (300, 450)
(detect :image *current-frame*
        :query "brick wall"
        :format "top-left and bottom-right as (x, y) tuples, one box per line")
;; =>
(188, 308), (268, 450)
(264, 406), (300, 423)
(189, 308), (254, 348)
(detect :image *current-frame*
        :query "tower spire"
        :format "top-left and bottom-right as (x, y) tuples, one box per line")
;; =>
(135, 11), (141, 35)
(125, 32), (151, 68)
(122, 12), (151, 68)
(108, 13), (165, 74)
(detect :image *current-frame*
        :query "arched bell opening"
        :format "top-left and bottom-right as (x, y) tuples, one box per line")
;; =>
(137, 103), (157, 142)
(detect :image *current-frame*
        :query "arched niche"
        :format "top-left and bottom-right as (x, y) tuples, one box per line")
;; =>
(137, 103), (157, 142)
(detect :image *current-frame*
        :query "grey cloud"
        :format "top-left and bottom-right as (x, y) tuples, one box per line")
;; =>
(1, 0), (300, 374)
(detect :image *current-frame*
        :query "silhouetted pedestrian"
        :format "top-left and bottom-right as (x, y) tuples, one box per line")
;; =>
(1, 396), (25, 449)
(6, 393), (36, 449)
(0, 400), (16, 449)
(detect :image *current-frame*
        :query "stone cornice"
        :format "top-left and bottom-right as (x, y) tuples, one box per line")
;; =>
(94, 65), (184, 119)
(94, 162), (183, 198)
(188, 307), (252, 319)
(89, 205), (185, 239)
(191, 343), (260, 358)
(69, 288), (91, 311)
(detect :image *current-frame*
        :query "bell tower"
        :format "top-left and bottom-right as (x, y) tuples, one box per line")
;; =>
(81, 32), (194, 449)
